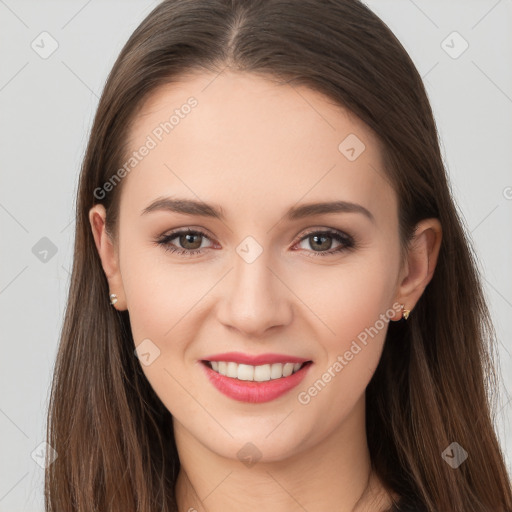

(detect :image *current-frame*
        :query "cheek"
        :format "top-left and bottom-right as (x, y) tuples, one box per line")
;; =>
(119, 247), (205, 416)
(295, 246), (398, 405)
(119, 233), (200, 340)
(301, 247), (398, 349)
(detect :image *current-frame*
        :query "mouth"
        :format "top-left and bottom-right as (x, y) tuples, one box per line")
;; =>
(200, 356), (313, 403)
(203, 360), (311, 381)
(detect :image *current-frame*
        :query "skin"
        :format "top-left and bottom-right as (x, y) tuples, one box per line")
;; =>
(89, 70), (442, 512)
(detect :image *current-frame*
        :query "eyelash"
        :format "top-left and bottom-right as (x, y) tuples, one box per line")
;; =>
(155, 228), (356, 258)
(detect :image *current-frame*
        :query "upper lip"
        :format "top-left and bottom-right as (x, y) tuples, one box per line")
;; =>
(202, 352), (311, 366)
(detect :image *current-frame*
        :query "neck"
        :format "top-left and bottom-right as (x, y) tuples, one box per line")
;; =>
(173, 397), (396, 512)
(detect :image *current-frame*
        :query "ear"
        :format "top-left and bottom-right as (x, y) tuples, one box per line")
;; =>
(393, 218), (442, 320)
(89, 204), (127, 311)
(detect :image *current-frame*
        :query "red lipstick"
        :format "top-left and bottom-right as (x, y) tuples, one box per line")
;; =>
(200, 352), (312, 403)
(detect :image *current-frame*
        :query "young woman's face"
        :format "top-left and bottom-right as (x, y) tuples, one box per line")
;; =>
(111, 71), (405, 461)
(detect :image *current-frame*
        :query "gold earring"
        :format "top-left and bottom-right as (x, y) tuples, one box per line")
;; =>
(401, 303), (410, 320)
(109, 293), (118, 306)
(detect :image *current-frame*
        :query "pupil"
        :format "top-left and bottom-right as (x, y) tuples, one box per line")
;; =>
(312, 234), (330, 251)
(182, 233), (201, 249)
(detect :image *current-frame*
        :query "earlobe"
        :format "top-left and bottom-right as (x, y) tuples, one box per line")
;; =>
(88, 204), (127, 310)
(395, 218), (442, 318)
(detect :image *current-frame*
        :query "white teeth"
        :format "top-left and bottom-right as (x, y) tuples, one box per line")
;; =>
(270, 363), (283, 379)
(208, 360), (305, 381)
(227, 361), (238, 378)
(237, 364), (254, 381)
(282, 363), (294, 377)
(254, 364), (271, 382)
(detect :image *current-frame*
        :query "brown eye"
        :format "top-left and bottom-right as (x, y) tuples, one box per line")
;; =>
(177, 232), (203, 250)
(296, 229), (355, 257)
(156, 229), (212, 256)
(306, 233), (335, 251)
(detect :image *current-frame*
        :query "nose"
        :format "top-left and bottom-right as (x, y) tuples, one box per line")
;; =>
(216, 248), (293, 338)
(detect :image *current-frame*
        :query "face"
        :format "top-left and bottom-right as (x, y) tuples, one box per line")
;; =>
(100, 71), (406, 462)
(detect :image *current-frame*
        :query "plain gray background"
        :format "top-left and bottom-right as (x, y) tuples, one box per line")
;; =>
(1, 0), (511, 510)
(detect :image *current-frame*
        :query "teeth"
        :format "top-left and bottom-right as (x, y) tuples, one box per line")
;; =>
(270, 363), (283, 379)
(227, 362), (238, 378)
(254, 364), (271, 382)
(282, 362), (294, 377)
(208, 361), (305, 381)
(237, 363), (254, 381)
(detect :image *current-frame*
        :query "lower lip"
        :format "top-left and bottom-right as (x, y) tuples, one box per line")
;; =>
(201, 361), (312, 403)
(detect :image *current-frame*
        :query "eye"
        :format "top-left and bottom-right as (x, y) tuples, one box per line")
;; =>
(155, 227), (356, 258)
(155, 228), (214, 257)
(294, 229), (355, 257)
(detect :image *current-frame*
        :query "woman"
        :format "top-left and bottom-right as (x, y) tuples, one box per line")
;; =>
(45, 0), (512, 511)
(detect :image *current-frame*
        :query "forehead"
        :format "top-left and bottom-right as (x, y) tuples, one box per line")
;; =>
(121, 70), (394, 223)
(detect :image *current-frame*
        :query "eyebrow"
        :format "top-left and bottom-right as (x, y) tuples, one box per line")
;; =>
(141, 197), (375, 223)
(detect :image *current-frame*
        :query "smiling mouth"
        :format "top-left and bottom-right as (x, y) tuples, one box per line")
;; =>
(202, 360), (312, 382)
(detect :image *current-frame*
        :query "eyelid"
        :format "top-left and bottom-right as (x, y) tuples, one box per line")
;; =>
(159, 227), (217, 248)
(156, 225), (356, 258)
(158, 225), (352, 244)
(159, 226), (216, 243)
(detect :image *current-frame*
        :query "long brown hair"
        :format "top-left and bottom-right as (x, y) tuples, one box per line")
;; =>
(45, 1), (512, 510)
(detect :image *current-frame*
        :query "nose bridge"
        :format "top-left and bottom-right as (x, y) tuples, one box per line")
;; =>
(218, 234), (292, 336)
